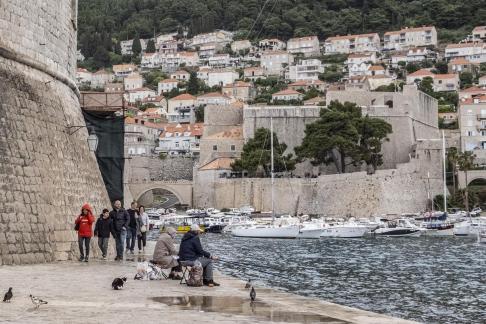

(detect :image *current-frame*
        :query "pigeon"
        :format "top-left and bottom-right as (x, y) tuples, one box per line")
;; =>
(30, 295), (48, 308)
(112, 277), (127, 290)
(250, 286), (256, 302)
(245, 279), (252, 289)
(3, 288), (12, 303)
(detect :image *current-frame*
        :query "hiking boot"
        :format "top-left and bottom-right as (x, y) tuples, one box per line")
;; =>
(102, 256), (107, 260)
(84, 257), (89, 262)
(114, 256), (120, 261)
(79, 256), (84, 262)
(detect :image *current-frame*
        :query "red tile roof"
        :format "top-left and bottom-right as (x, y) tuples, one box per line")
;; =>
(170, 93), (196, 101)
(272, 89), (302, 96)
(385, 26), (435, 35)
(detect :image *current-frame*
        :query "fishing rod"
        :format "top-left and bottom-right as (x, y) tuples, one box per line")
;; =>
(216, 258), (293, 281)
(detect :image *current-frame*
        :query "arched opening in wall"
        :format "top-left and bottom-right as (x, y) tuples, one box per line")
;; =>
(467, 178), (486, 210)
(137, 188), (183, 212)
(385, 100), (393, 108)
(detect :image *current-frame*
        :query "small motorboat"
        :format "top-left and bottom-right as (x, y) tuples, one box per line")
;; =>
(373, 218), (422, 237)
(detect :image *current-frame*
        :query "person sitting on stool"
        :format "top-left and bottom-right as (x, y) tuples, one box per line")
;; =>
(179, 224), (220, 287)
(152, 227), (182, 280)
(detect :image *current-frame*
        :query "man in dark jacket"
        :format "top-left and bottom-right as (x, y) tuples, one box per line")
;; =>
(109, 200), (129, 261)
(179, 224), (220, 287)
(94, 208), (115, 260)
(126, 201), (138, 254)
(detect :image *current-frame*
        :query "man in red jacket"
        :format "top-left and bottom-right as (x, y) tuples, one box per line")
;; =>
(75, 203), (95, 262)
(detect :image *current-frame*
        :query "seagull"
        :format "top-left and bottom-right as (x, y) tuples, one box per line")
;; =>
(245, 279), (252, 289)
(30, 295), (48, 308)
(250, 286), (256, 302)
(3, 288), (12, 302)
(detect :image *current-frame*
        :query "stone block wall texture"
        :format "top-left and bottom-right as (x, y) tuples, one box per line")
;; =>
(0, 0), (112, 265)
(125, 156), (194, 183)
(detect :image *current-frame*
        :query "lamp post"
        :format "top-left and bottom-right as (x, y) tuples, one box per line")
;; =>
(65, 125), (99, 152)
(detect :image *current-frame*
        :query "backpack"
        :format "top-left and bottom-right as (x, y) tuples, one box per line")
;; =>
(187, 261), (203, 287)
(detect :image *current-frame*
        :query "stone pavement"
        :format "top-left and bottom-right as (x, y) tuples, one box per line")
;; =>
(0, 242), (417, 324)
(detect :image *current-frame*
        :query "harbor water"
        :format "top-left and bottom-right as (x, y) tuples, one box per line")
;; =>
(197, 234), (486, 324)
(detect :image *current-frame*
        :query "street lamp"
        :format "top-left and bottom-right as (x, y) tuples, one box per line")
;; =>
(87, 132), (99, 152)
(65, 125), (99, 152)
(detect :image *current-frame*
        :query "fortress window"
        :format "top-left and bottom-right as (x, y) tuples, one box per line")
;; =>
(385, 100), (393, 108)
(213, 145), (218, 151)
(231, 145), (236, 151)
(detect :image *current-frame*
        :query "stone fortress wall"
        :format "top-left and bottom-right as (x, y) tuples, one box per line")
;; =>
(195, 86), (444, 216)
(0, 1), (111, 265)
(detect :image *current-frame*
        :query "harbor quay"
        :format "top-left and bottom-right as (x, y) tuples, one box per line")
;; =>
(0, 242), (416, 324)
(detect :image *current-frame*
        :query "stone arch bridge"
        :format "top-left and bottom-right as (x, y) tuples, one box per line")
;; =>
(458, 170), (486, 189)
(126, 180), (193, 207)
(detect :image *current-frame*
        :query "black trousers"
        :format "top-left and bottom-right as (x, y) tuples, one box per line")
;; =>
(137, 232), (147, 251)
(78, 237), (90, 258)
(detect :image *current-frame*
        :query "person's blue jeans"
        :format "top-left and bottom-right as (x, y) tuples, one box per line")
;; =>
(126, 227), (137, 252)
(115, 229), (127, 258)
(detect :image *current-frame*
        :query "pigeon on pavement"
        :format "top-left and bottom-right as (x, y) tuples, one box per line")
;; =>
(3, 288), (12, 303)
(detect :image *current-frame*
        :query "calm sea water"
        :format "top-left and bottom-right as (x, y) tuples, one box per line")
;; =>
(198, 235), (486, 324)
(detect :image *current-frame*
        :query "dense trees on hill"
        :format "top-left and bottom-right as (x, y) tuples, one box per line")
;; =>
(78, 0), (486, 67)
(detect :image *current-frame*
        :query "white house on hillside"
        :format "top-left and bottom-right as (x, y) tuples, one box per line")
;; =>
(324, 33), (381, 54)
(287, 59), (324, 81)
(445, 43), (486, 64)
(287, 36), (320, 57)
(207, 69), (239, 87)
(124, 73), (143, 91)
(158, 79), (179, 94)
(261, 51), (294, 76)
(383, 26), (437, 50)
(271, 89), (303, 102)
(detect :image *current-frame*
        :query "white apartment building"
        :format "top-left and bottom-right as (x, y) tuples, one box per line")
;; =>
(445, 43), (486, 64)
(125, 117), (160, 156)
(112, 64), (137, 78)
(207, 69), (239, 87)
(383, 26), (437, 50)
(406, 69), (459, 92)
(258, 39), (286, 52)
(243, 67), (265, 81)
(287, 59), (324, 81)
(196, 92), (232, 106)
(324, 33), (380, 54)
(158, 79), (179, 94)
(155, 32), (178, 47)
(459, 95), (486, 162)
(271, 89), (303, 102)
(287, 36), (320, 57)
(261, 51), (294, 76)
(198, 43), (223, 59)
(91, 69), (114, 88)
(76, 68), (92, 85)
(157, 123), (203, 156)
(124, 73), (143, 91)
(346, 52), (377, 77)
(159, 40), (177, 54)
(190, 30), (233, 47)
(125, 88), (157, 103)
(472, 26), (486, 42)
(390, 47), (432, 67)
(170, 70), (191, 81)
(141, 52), (161, 69)
(120, 38), (149, 56)
(208, 54), (231, 67)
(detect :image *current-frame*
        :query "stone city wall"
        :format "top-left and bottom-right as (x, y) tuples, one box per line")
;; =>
(125, 156), (194, 182)
(194, 140), (444, 216)
(0, 0), (112, 265)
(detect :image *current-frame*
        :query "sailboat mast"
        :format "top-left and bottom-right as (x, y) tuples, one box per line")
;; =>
(271, 116), (275, 220)
(442, 130), (447, 213)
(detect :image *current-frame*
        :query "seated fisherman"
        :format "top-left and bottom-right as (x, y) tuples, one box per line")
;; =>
(152, 227), (182, 280)
(179, 224), (220, 287)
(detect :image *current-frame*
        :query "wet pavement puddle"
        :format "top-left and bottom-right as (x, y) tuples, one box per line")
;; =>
(151, 296), (348, 323)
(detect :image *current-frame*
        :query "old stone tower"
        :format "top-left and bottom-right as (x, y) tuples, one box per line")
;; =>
(0, 1), (111, 264)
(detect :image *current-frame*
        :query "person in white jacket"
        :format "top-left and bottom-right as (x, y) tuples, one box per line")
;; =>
(137, 205), (149, 253)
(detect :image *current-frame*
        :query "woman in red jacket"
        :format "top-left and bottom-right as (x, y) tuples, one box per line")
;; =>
(75, 203), (95, 262)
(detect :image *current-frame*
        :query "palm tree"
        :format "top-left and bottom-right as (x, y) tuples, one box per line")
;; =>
(457, 151), (476, 216)
(447, 147), (459, 196)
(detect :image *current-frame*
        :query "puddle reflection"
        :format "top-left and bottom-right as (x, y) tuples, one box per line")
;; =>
(151, 296), (347, 323)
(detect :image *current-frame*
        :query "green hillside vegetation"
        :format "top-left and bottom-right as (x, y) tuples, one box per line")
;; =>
(78, 0), (486, 68)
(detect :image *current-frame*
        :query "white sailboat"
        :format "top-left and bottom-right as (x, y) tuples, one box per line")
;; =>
(231, 117), (301, 239)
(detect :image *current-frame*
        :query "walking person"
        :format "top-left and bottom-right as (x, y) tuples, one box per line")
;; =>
(109, 200), (129, 261)
(94, 208), (115, 260)
(137, 205), (149, 253)
(126, 201), (138, 254)
(75, 203), (95, 262)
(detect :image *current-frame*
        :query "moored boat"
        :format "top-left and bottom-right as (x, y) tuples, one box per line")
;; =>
(373, 218), (422, 237)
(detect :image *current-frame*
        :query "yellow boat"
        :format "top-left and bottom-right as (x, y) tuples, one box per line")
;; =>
(176, 224), (206, 233)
